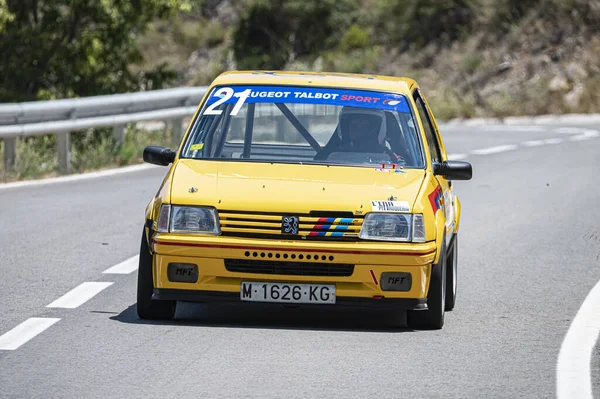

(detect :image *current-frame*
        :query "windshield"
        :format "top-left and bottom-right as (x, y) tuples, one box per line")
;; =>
(181, 85), (425, 168)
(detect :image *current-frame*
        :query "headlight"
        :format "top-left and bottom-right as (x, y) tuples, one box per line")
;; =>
(172, 206), (220, 234)
(157, 205), (221, 234)
(359, 213), (426, 242)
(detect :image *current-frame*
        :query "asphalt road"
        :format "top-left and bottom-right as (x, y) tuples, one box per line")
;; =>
(0, 121), (599, 398)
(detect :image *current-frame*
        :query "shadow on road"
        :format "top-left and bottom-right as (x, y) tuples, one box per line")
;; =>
(110, 301), (414, 333)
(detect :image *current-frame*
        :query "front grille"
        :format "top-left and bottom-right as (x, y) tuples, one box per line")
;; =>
(219, 210), (363, 240)
(224, 259), (355, 277)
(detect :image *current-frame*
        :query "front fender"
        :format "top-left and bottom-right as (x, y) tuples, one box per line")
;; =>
(433, 209), (446, 264)
(145, 198), (156, 222)
(144, 162), (177, 226)
(453, 195), (461, 234)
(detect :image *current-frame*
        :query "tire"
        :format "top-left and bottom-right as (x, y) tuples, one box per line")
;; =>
(136, 228), (177, 320)
(445, 235), (458, 311)
(407, 238), (446, 330)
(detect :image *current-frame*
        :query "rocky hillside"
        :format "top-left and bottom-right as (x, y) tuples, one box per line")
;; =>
(138, 0), (600, 120)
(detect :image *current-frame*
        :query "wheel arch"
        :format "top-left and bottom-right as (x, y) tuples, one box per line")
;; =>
(453, 195), (462, 234)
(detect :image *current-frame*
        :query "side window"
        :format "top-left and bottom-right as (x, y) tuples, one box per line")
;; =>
(414, 93), (442, 164)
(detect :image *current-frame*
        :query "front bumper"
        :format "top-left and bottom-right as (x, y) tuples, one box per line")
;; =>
(151, 234), (437, 308)
(153, 288), (428, 309)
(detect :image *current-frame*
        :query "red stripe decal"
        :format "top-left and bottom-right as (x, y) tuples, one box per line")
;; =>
(369, 269), (379, 286)
(428, 185), (442, 213)
(153, 240), (436, 256)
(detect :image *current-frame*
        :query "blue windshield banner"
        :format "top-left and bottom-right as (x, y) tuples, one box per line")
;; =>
(202, 85), (411, 114)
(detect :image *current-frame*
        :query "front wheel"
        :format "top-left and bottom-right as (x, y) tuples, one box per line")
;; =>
(407, 238), (446, 330)
(136, 228), (177, 320)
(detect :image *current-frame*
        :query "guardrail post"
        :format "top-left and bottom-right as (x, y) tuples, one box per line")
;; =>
(57, 132), (70, 175)
(113, 124), (126, 146)
(3, 137), (17, 172)
(171, 117), (183, 148)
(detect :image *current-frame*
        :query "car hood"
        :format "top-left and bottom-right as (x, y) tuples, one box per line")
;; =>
(171, 159), (425, 214)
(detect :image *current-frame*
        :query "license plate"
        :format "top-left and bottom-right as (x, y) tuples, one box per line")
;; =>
(240, 281), (336, 304)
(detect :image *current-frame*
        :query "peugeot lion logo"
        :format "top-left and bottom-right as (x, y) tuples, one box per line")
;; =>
(281, 216), (299, 235)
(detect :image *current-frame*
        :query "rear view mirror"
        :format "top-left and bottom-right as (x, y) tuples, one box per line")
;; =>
(434, 160), (472, 180)
(143, 146), (176, 166)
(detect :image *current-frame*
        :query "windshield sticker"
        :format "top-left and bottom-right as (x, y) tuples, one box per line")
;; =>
(374, 163), (406, 174)
(370, 200), (410, 213)
(374, 168), (406, 174)
(190, 143), (204, 151)
(203, 85), (411, 115)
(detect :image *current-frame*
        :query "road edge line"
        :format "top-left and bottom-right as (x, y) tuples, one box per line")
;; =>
(556, 278), (600, 399)
(0, 163), (161, 191)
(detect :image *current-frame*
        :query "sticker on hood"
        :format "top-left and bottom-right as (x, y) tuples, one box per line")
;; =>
(370, 200), (410, 213)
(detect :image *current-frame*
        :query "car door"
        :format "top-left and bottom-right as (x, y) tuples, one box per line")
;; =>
(412, 89), (455, 248)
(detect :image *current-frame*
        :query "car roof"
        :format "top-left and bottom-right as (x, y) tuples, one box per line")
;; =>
(210, 71), (418, 95)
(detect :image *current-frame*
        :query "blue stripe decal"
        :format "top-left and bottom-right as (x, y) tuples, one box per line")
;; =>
(331, 232), (344, 237)
(340, 218), (354, 224)
(334, 225), (349, 231)
(205, 85), (411, 114)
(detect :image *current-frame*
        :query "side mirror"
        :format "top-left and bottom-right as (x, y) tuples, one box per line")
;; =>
(434, 160), (472, 180)
(143, 146), (176, 166)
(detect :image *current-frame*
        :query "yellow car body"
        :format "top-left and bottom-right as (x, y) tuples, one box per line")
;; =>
(138, 71), (472, 329)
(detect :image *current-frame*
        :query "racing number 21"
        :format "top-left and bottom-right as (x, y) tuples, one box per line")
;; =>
(204, 87), (251, 116)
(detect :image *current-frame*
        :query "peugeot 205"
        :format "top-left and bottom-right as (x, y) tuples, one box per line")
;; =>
(137, 71), (472, 329)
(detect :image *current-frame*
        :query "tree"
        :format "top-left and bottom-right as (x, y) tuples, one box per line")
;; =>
(376, 0), (476, 50)
(0, 0), (195, 102)
(232, 0), (359, 70)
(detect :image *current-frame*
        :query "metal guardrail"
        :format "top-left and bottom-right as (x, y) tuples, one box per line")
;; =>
(0, 87), (208, 174)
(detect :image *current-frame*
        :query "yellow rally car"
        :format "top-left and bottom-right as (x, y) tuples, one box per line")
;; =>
(137, 71), (472, 329)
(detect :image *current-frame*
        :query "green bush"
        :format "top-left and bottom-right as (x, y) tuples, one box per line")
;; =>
(202, 19), (227, 48)
(0, 124), (173, 183)
(376, 0), (476, 50)
(232, 1), (290, 70)
(15, 136), (58, 179)
(338, 25), (371, 51)
(461, 55), (483, 74)
(322, 46), (383, 74)
(489, 0), (600, 34)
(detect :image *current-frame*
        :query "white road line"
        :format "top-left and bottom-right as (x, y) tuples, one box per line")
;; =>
(570, 129), (600, 141)
(569, 134), (591, 141)
(571, 135), (591, 141)
(544, 138), (563, 145)
(0, 163), (160, 191)
(46, 282), (114, 309)
(103, 255), (139, 274)
(446, 153), (467, 160)
(0, 318), (60, 350)
(556, 127), (583, 134)
(522, 140), (545, 147)
(556, 278), (600, 399)
(470, 145), (518, 155)
(585, 129), (600, 137)
(483, 125), (545, 132)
